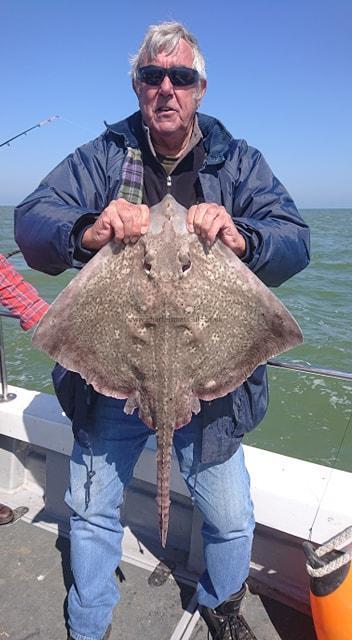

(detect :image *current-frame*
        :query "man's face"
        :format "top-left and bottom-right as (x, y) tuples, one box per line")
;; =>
(134, 39), (206, 149)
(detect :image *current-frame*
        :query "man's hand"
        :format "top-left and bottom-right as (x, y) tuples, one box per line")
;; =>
(187, 203), (246, 257)
(82, 199), (150, 250)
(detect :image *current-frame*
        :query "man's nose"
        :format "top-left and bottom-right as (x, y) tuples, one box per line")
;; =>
(159, 74), (174, 94)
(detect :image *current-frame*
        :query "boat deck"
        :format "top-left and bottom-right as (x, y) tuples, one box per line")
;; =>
(1, 517), (317, 640)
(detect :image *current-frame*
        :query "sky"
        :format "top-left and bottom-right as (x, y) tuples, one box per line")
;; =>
(0, 0), (351, 208)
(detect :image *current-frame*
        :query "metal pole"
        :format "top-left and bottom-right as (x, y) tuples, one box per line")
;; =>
(0, 316), (16, 402)
(268, 359), (352, 382)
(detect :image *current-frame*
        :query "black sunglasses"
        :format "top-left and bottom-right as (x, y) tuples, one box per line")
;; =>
(136, 65), (200, 87)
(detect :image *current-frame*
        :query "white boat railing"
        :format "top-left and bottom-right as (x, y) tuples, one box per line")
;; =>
(268, 358), (352, 382)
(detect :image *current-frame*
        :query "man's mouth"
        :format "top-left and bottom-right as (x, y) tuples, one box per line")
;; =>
(156, 106), (175, 113)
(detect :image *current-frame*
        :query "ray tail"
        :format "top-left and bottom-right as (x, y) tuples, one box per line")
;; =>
(156, 427), (175, 547)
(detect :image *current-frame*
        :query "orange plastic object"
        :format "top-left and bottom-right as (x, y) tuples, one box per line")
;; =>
(310, 564), (352, 640)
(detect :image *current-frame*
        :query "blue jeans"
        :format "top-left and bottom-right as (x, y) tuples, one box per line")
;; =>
(65, 395), (254, 640)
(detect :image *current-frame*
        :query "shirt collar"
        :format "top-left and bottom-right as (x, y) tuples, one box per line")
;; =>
(142, 115), (203, 161)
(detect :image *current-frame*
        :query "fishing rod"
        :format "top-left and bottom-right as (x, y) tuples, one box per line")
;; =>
(0, 115), (60, 148)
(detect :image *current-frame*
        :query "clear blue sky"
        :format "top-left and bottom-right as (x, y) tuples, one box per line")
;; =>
(1, 0), (351, 207)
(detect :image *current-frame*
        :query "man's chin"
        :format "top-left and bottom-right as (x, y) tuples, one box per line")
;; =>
(152, 116), (184, 136)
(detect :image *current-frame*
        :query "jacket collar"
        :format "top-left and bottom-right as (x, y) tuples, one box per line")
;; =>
(104, 111), (233, 165)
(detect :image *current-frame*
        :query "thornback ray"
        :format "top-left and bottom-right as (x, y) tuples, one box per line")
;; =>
(32, 194), (303, 547)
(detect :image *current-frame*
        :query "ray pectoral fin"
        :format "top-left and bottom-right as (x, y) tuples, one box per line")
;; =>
(123, 392), (140, 415)
(195, 307), (303, 402)
(260, 304), (304, 358)
(191, 396), (201, 414)
(156, 426), (175, 548)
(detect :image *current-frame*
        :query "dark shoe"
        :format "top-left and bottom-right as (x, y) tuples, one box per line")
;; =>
(200, 585), (257, 639)
(0, 503), (14, 525)
(69, 623), (111, 640)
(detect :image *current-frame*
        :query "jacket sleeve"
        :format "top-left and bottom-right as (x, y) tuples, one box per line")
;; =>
(232, 144), (310, 287)
(14, 137), (112, 275)
(0, 254), (50, 330)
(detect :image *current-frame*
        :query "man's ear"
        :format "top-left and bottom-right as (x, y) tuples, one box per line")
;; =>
(199, 79), (207, 102)
(195, 79), (207, 109)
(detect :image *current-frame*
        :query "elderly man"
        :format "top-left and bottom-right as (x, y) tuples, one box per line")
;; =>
(15, 21), (310, 640)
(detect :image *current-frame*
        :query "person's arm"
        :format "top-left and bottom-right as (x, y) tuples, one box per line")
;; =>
(14, 137), (113, 275)
(14, 136), (149, 275)
(232, 143), (310, 287)
(0, 255), (49, 330)
(187, 142), (309, 286)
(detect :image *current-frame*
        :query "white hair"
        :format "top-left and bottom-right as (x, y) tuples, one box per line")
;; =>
(130, 21), (207, 83)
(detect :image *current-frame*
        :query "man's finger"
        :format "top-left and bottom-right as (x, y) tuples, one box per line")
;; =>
(193, 205), (208, 234)
(187, 205), (198, 232)
(111, 215), (126, 242)
(207, 216), (229, 244)
(120, 210), (134, 239)
(140, 205), (150, 234)
(199, 208), (222, 239)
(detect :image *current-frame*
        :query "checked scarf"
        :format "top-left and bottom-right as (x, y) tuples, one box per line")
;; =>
(117, 147), (144, 205)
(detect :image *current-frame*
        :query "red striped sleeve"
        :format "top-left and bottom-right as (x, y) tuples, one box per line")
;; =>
(0, 254), (49, 330)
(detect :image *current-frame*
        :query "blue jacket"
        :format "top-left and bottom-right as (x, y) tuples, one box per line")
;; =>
(14, 111), (310, 464)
